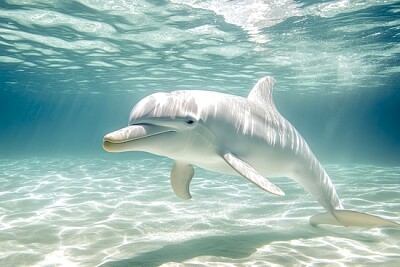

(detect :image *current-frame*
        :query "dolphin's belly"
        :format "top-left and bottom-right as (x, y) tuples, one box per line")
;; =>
(197, 161), (238, 176)
(249, 149), (299, 178)
(191, 150), (294, 179)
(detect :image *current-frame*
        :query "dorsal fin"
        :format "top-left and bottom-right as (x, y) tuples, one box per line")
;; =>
(247, 76), (276, 108)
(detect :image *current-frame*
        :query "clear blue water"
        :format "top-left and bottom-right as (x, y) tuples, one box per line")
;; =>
(0, 1), (399, 266)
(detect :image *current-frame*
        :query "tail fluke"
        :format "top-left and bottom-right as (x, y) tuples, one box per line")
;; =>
(310, 210), (400, 228)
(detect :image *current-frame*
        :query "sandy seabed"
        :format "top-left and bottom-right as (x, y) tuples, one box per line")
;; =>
(0, 158), (399, 266)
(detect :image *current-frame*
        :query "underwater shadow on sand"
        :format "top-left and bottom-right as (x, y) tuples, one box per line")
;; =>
(99, 228), (329, 267)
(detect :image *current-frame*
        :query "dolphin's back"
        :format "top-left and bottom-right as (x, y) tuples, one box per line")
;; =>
(245, 77), (345, 213)
(248, 92), (345, 213)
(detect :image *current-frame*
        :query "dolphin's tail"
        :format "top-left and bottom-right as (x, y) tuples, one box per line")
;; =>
(293, 147), (399, 228)
(310, 210), (400, 228)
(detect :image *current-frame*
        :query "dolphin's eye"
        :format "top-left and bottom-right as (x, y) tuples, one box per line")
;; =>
(186, 119), (195, 125)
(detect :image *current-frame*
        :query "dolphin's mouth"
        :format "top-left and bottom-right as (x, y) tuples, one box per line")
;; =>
(103, 124), (176, 152)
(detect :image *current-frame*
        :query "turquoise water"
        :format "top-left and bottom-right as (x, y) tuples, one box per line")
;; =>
(1, 0), (400, 266)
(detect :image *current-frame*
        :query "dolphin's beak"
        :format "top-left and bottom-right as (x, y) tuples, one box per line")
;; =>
(103, 124), (175, 152)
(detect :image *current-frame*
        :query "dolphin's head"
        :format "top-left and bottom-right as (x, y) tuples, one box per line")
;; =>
(103, 92), (214, 158)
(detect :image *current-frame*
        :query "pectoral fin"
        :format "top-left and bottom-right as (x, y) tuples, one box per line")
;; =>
(170, 161), (194, 200)
(223, 153), (285, 196)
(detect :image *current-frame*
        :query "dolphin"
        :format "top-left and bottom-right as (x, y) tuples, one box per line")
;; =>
(103, 76), (399, 228)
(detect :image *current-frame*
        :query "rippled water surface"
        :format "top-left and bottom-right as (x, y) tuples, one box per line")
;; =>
(1, 0), (399, 93)
(1, 0), (400, 266)
(1, 158), (399, 266)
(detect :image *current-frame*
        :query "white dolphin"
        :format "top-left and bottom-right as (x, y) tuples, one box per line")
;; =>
(103, 77), (399, 228)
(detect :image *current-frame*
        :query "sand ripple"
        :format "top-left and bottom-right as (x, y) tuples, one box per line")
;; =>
(0, 158), (399, 266)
